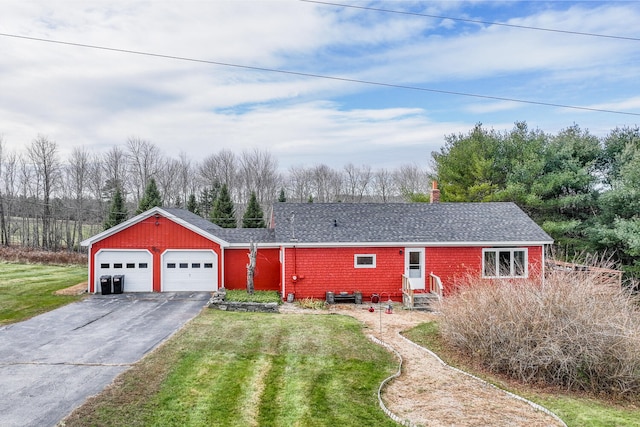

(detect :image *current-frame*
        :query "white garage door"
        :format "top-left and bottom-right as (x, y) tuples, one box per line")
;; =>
(95, 250), (153, 293)
(162, 250), (218, 292)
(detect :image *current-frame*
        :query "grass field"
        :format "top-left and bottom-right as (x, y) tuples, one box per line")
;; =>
(63, 310), (399, 427)
(404, 322), (640, 427)
(0, 262), (86, 325)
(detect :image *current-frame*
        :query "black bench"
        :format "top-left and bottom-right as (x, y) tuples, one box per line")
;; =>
(326, 292), (362, 304)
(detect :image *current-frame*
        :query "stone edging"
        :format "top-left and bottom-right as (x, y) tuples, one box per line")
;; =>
(368, 335), (418, 427)
(396, 332), (568, 427)
(207, 301), (279, 313)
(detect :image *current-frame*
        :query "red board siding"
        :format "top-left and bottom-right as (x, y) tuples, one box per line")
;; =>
(88, 215), (222, 292)
(283, 247), (405, 301)
(224, 248), (281, 291)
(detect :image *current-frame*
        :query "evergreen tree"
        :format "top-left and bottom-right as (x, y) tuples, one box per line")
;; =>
(136, 177), (162, 214)
(278, 188), (286, 202)
(186, 193), (198, 214)
(243, 191), (265, 228)
(210, 184), (236, 228)
(104, 186), (127, 230)
(199, 181), (221, 218)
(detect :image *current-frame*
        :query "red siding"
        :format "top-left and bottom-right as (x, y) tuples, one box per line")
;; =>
(283, 245), (546, 300)
(426, 245), (545, 294)
(88, 215), (222, 292)
(283, 247), (405, 301)
(224, 248), (281, 291)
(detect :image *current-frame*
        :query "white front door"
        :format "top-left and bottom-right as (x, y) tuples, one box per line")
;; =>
(405, 248), (425, 290)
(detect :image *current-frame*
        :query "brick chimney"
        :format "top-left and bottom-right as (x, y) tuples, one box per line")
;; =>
(430, 180), (440, 203)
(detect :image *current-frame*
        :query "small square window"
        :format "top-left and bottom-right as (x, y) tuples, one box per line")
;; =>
(100, 263), (110, 269)
(126, 263), (135, 269)
(192, 263), (201, 268)
(139, 263), (148, 268)
(354, 254), (376, 268)
(113, 263), (123, 268)
(204, 263), (213, 268)
(179, 263), (188, 269)
(167, 263), (176, 269)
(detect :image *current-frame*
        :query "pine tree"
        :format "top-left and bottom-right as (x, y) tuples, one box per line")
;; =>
(104, 186), (127, 230)
(242, 191), (265, 228)
(278, 188), (286, 202)
(136, 177), (162, 214)
(186, 193), (198, 214)
(210, 184), (236, 228)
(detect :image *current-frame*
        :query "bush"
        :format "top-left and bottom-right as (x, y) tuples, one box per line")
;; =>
(297, 297), (327, 310)
(0, 246), (87, 265)
(438, 272), (640, 398)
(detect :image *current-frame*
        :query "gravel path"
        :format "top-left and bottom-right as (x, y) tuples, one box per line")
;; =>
(285, 304), (566, 427)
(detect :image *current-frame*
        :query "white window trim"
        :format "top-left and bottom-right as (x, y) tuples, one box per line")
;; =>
(354, 254), (376, 269)
(482, 248), (528, 278)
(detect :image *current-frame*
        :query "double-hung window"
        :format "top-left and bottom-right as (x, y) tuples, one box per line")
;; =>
(482, 248), (527, 278)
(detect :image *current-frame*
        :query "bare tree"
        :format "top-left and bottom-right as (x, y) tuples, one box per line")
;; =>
(126, 137), (162, 203)
(104, 145), (128, 201)
(287, 166), (313, 202)
(239, 148), (280, 205)
(311, 164), (342, 202)
(372, 168), (396, 202)
(157, 157), (181, 207)
(67, 146), (90, 250)
(1, 147), (18, 245)
(199, 149), (238, 196)
(394, 163), (430, 199)
(343, 163), (372, 202)
(27, 136), (60, 249)
(177, 152), (194, 207)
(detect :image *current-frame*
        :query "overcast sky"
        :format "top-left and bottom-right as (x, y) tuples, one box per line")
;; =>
(1, 1), (639, 171)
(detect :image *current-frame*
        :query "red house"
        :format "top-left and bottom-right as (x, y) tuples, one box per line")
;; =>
(81, 200), (553, 303)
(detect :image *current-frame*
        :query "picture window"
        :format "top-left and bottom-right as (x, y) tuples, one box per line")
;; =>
(354, 254), (376, 268)
(482, 248), (528, 278)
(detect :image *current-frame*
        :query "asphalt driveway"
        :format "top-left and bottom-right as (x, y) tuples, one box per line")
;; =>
(0, 292), (210, 427)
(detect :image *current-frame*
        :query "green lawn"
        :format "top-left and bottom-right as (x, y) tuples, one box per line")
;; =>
(63, 310), (399, 427)
(0, 262), (86, 325)
(404, 322), (640, 427)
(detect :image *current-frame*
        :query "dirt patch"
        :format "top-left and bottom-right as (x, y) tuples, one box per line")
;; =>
(282, 303), (565, 427)
(54, 282), (88, 296)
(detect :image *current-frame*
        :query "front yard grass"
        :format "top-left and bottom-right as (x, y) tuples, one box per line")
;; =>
(404, 322), (640, 427)
(0, 262), (86, 325)
(63, 310), (399, 427)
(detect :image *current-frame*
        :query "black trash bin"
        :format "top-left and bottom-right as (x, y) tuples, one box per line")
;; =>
(112, 275), (124, 294)
(100, 275), (112, 295)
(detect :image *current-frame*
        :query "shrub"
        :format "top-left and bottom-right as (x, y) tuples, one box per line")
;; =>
(297, 297), (327, 310)
(0, 246), (87, 265)
(438, 272), (640, 398)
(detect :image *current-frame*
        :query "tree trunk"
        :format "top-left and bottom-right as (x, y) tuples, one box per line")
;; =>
(246, 242), (257, 295)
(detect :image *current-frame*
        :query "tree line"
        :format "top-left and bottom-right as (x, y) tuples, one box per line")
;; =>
(430, 122), (640, 278)
(0, 135), (430, 251)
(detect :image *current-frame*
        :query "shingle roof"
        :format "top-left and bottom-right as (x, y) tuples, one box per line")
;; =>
(271, 202), (553, 244)
(162, 208), (276, 244)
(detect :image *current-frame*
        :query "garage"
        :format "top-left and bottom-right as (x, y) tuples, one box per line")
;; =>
(162, 250), (218, 292)
(95, 250), (153, 292)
